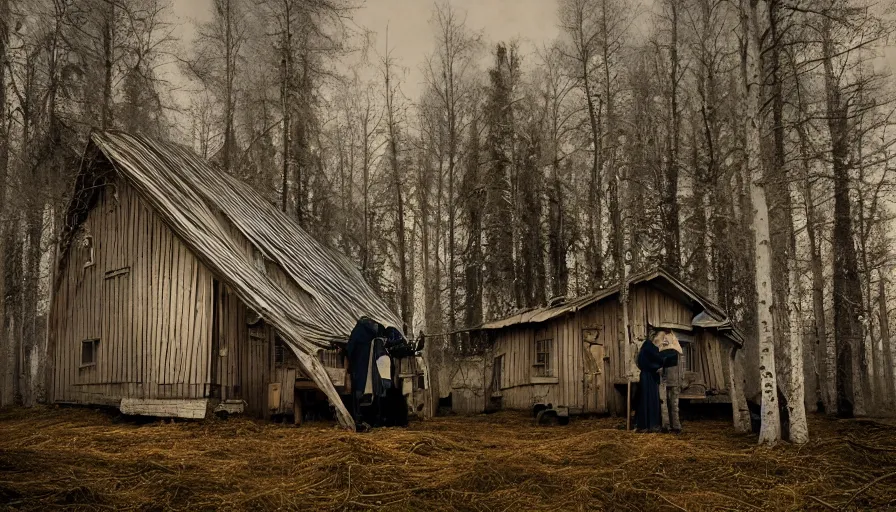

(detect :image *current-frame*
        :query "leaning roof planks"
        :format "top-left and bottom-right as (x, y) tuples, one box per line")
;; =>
(60, 131), (404, 430)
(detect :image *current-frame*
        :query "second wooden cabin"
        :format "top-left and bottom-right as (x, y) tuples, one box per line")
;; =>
(448, 269), (748, 427)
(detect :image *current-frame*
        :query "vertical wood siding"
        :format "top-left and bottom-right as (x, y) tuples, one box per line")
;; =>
(480, 283), (731, 414)
(489, 318), (584, 411)
(696, 330), (727, 392)
(51, 178), (213, 405)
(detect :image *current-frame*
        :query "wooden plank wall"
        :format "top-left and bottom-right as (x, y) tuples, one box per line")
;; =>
(483, 283), (732, 415)
(575, 300), (621, 389)
(213, 284), (274, 418)
(449, 357), (487, 414)
(492, 327), (532, 389)
(696, 330), (727, 392)
(489, 318), (584, 410)
(51, 177), (213, 405)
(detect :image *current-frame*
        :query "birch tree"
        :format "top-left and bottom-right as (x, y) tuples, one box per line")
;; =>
(741, 0), (781, 445)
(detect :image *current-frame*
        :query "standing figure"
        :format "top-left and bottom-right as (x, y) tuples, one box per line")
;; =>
(634, 329), (679, 432)
(659, 331), (683, 433)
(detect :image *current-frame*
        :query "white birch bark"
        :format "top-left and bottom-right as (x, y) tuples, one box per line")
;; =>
(741, 0), (780, 445)
(788, 266), (808, 444)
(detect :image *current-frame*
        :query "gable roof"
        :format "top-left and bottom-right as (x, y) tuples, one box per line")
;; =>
(59, 131), (402, 429)
(476, 268), (744, 345)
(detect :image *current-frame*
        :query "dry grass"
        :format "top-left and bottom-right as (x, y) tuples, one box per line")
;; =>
(1, 406), (895, 511)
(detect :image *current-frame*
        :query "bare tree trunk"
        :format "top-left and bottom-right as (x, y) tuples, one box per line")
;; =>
(766, 0), (806, 443)
(822, 17), (864, 418)
(22, 194), (43, 408)
(788, 256), (808, 442)
(806, 182), (831, 411)
(280, 17), (291, 212)
(548, 158), (568, 299)
(2, 235), (21, 407)
(0, 0), (10, 407)
(223, 0), (235, 173)
(663, 0), (681, 274)
(383, 47), (411, 331)
(742, 0), (780, 445)
(463, 116), (483, 328)
(792, 55), (832, 412)
(878, 272), (895, 407)
(598, 0), (621, 281)
(102, 1), (114, 129)
(584, 75), (604, 288)
(294, 55), (310, 227)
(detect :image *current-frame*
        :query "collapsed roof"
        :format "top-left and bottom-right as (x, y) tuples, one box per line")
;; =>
(59, 131), (404, 429)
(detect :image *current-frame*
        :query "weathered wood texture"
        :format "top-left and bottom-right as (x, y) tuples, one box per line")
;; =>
(449, 356), (488, 414)
(50, 172), (302, 420)
(474, 283), (732, 414)
(51, 178), (213, 405)
(119, 398), (209, 419)
(213, 284), (275, 418)
(51, 132), (409, 429)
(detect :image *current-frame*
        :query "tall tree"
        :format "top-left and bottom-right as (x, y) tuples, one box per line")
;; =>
(821, 7), (865, 418)
(382, 33), (412, 330)
(0, 0), (11, 407)
(658, 0), (683, 273)
(764, 0), (807, 443)
(558, 0), (605, 287)
(185, 0), (247, 174)
(483, 43), (519, 318)
(422, 2), (480, 331)
(741, 0), (781, 445)
(461, 110), (484, 328)
(537, 43), (576, 299)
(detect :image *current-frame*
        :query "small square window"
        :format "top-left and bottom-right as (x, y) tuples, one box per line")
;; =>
(275, 338), (286, 364)
(81, 339), (99, 367)
(534, 339), (554, 377)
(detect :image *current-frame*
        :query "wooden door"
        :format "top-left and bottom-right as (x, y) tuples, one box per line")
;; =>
(583, 327), (607, 413)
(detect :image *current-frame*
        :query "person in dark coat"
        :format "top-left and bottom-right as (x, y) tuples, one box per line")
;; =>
(634, 329), (679, 432)
(346, 317), (384, 425)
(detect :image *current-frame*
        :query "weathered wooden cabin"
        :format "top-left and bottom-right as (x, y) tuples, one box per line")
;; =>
(47, 131), (426, 429)
(448, 269), (747, 425)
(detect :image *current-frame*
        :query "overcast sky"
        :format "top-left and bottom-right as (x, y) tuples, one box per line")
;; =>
(169, 0), (896, 104)
(169, 0), (564, 101)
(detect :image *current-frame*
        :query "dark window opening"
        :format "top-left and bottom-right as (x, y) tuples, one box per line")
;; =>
(682, 341), (695, 372)
(275, 338), (286, 364)
(81, 339), (99, 367)
(493, 355), (504, 390)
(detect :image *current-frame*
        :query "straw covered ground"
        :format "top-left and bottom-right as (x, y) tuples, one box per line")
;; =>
(1, 406), (895, 511)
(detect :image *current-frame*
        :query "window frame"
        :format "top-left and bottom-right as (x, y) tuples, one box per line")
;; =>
(533, 338), (554, 378)
(80, 338), (99, 368)
(274, 338), (286, 365)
